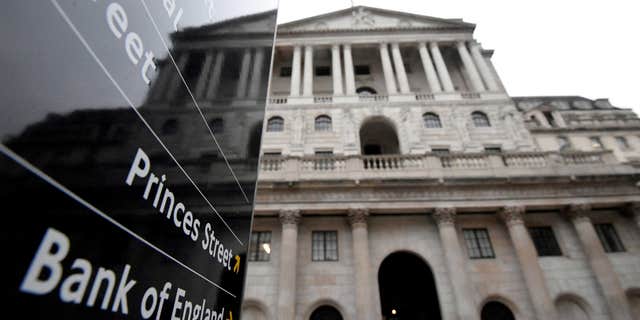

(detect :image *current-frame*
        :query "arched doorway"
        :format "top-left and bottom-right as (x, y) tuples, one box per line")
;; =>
(555, 295), (590, 320)
(242, 305), (267, 320)
(378, 251), (441, 320)
(481, 301), (515, 320)
(359, 117), (400, 155)
(310, 305), (343, 320)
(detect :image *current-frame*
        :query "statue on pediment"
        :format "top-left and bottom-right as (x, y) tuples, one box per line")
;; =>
(352, 7), (375, 28)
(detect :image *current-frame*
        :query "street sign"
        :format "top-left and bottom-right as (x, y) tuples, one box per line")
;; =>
(1, 1), (277, 318)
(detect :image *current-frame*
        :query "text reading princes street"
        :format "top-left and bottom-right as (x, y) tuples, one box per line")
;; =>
(125, 148), (235, 270)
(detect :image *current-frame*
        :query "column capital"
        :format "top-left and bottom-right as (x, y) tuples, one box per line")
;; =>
(564, 203), (592, 223)
(331, 43), (341, 50)
(348, 207), (369, 227)
(500, 205), (526, 226)
(279, 209), (301, 226)
(433, 207), (457, 227)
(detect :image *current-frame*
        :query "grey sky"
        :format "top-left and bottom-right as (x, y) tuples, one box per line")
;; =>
(277, 0), (640, 112)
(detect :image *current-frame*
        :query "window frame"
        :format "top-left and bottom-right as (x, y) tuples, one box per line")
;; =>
(462, 228), (496, 259)
(472, 111), (491, 127)
(528, 226), (563, 257)
(615, 136), (631, 150)
(314, 115), (332, 131)
(248, 231), (272, 262)
(279, 66), (292, 77)
(589, 136), (604, 150)
(266, 116), (284, 132)
(311, 230), (339, 261)
(594, 223), (625, 253)
(422, 112), (442, 128)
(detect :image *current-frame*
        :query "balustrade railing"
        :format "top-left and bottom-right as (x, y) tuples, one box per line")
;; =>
(560, 151), (605, 165)
(440, 154), (488, 168)
(358, 94), (388, 102)
(313, 95), (333, 103)
(502, 152), (548, 168)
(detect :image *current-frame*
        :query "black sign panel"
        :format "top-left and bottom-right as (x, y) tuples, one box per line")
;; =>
(1, 1), (277, 318)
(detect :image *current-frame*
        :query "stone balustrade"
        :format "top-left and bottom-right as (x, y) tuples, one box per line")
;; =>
(267, 91), (509, 106)
(258, 150), (633, 182)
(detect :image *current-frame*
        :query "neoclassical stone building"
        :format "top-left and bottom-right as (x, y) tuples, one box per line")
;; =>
(243, 6), (640, 320)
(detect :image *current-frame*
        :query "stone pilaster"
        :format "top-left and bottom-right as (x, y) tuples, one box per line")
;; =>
(290, 45), (302, 97)
(331, 44), (343, 95)
(277, 209), (301, 320)
(429, 42), (454, 92)
(456, 41), (485, 92)
(391, 43), (410, 93)
(565, 203), (634, 320)
(433, 207), (478, 320)
(499, 206), (557, 320)
(379, 43), (398, 94)
(348, 208), (375, 320)
(303, 45), (314, 96)
(418, 42), (442, 93)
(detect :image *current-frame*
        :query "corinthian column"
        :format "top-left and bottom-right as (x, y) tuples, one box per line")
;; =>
(379, 43), (397, 94)
(456, 41), (485, 92)
(248, 47), (266, 98)
(277, 209), (301, 320)
(469, 42), (499, 91)
(391, 43), (410, 93)
(236, 48), (252, 98)
(205, 50), (224, 99)
(348, 208), (374, 320)
(331, 44), (344, 95)
(418, 42), (442, 93)
(499, 206), (557, 319)
(343, 44), (356, 95)
(566, 204), (634, 320)
(433, 207), (478, 320)
(429, 42), (455, 92)
(194, 51), (214, 99)
(290, 45), (302, 97)
(303, 45), (314, 96)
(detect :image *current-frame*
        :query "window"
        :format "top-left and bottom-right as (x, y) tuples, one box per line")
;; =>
(463, 229), (495, 259)
(543, 111), (556, 127)
(312, 231), (338, 261)
(472, 111), (491, 127)
(356, 86), (377, 95)
(594, 223), (625, 253)
(423, 112), (442, 128)
(266, 116), (284, 132)
(528, 227), (562, 256)
(354, 65), (370, 75)
(615, 136), (631, 150)
(315, 66), (331, 76)
(590, 136), (604, 150)
(431, 148), (450, 155)
(280, 66), (292, 77)
(484, 147), (502, 154)
(161, 119), (179, 135)
(558, 136), (571, 151)
(209, 118), (223, 133)
(315, 115), (332, 131)
(248, 231), (271, 261)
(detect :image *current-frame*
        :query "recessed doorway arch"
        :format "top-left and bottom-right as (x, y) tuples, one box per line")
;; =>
(309, 305), (343, 320)
(359, 116), (400, 155)
(378, 251), (441, 319)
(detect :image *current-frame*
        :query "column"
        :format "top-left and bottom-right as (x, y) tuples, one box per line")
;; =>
(391, 43), (410, 93)
(194, 51), (215, 99)
(331, 44), (344, 95)
(149, 60), (173, 101)
(290, 45), (302, 97)
(433, 207), (479, 320)
(456, 41), (485, 92)
(566, 204), (634, 320)
(235, 48), (252, 98)
(342, 44), (356, 95)
(417, 42), (442, 93)
(277, 209), (301, 320)
(469, 42), (499, 91)
(205, 50), (225, 99)
(303, 45), (314, 96)
(167, 52), (189, 100)
(248, 47), (266, 98)
(379, 43), (397, 94)
(348, 208), (374, 320)
(499, 206), (557, 319)
(429, 42), (455, 92)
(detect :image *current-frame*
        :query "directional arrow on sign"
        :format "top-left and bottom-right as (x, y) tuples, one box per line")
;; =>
(233, 255), (240, 273)
(227, 311), (233, 320)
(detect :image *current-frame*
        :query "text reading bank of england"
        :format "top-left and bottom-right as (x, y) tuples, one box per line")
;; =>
(243, 6), (640, 320)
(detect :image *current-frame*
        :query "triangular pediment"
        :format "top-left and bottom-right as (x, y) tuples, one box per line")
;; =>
(180, 10), (277, 36)
(278, 6), (474, 33)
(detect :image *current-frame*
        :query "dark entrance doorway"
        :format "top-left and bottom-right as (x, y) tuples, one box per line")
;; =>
(359, 116), (400, 155)
(481, 301), (515, 320)
(310, 305), (343, 320)
(378, 252), (441, 320)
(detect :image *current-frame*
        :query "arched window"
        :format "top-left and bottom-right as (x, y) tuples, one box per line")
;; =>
(315, 115), (332, 131)
(472, 111), (491, 127)
(161, 119), (179, 135)
(209, 118), (224, 133)
(266, 116), (284, 132)
(423, 112), (442, 128)
(356, 86), (377, 95)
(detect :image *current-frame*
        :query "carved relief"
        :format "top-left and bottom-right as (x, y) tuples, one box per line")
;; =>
(499, 205), (526, 226)
(565, 203), (592, 223)
(351, 7), (375, 28)
(433, 207), (456, 227)
(347, 207), (369, 227)
(279, 209), (301, 226)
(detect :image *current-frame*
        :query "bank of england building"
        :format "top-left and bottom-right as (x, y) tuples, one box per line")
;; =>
(243, 6), (640, 320)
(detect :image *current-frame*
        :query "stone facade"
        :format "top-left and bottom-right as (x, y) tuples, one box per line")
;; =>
(244, 6), (640, 320)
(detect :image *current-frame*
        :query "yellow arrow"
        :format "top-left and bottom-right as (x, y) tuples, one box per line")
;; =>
(233, 255), (240, 273)
(228, 311), (233, 320)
